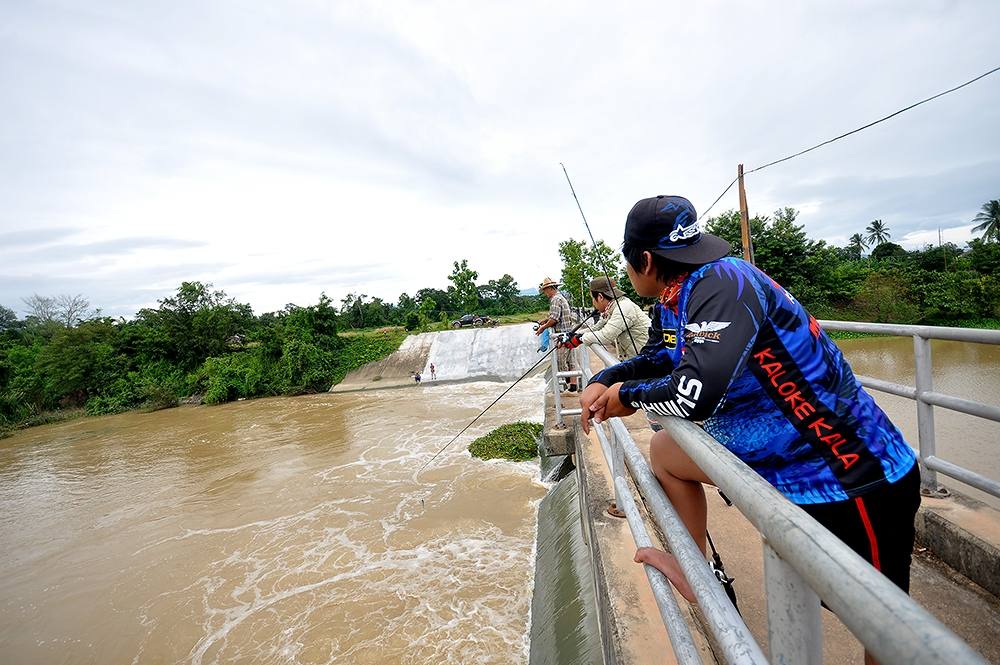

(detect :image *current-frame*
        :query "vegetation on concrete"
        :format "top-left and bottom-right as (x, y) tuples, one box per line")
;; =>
(468, 422), (543, 461)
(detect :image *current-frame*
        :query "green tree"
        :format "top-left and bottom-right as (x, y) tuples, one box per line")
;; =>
(558, 239), (588, 306)
(134, 282), (254, 370)
(865, 219), (891, 246)
(559, 239), (624, 307)
(847, 233), (868, 259)
(972, 199), (1000, 242)
(339, 293), (368, 329)
(853, 273), (920, 323)
(397, 292), (418, 315)
(447, 259), (480, 313)
(0, 305), (19, 334)
(967, 238), (1000, 275)
(415, 288), (451, 316)
(482, 274), (520, 314)
(705, 209), (767, 260)
(871, 242), (907, 261)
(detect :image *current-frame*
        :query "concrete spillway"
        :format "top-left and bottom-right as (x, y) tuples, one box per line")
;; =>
(425, 324), (541, 382)
(331, 323), (544, 391)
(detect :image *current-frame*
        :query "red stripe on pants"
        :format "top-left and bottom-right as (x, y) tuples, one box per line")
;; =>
(854, 497), (881, 570)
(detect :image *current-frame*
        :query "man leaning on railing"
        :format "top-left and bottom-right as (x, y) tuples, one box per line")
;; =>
(579, 195), (921, 665)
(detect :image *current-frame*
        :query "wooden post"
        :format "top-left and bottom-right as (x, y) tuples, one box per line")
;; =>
(737, 163), (755, 264)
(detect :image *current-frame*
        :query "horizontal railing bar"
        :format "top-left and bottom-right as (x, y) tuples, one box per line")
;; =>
(555, 370), (583, 378)
(855, 375), (917, 399)
(560, 408), (582, 416)
(610, 418), (767, 665)
(819, 320), (1000, 344)
(591, 421), (703, 664)
(658, 417), (987, 665)
(924, 456), (1000, 498)
(921, 391), (1000, 424)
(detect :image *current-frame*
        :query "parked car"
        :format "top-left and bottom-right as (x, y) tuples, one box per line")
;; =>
(451, 314), (498, 328)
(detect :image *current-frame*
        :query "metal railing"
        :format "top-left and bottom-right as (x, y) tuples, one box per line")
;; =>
(818, 320), (1000, 499)
(555, 341), (989, 665)
(548, 336), (584, 428)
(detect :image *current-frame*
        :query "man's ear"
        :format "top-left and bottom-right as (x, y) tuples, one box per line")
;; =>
(641, 251), (656, 276)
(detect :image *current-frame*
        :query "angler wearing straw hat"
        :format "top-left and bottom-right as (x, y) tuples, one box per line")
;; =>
(560, 276), (650, 361)
(535, 276), (579, 392)
(579, 195), (919, 664)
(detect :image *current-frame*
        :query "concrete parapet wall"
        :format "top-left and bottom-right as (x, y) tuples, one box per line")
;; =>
(915, 491), (1000, 598)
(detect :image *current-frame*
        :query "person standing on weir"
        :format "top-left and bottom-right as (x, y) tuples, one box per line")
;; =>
(535, 277), (579, 392)
(579, 195), (919, 665)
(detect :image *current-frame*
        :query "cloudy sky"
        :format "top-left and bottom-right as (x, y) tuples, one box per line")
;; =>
(2, 1), (998, 317)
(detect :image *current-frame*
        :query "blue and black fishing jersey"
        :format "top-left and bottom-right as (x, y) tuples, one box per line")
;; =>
(590, 257), (916, 504)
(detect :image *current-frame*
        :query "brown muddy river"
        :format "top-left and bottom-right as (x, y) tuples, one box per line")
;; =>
(838, 335), (1000, 509)
(0, 379), (548, 664)
(1, 336), (997, 664)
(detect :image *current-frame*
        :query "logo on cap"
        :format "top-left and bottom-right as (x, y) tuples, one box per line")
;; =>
(669, 220), (700, 243)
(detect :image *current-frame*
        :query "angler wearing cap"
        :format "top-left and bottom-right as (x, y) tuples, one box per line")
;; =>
(579, 195), (918, 663)
(560, 276), (650, 361)
(535, 277), (579, 392)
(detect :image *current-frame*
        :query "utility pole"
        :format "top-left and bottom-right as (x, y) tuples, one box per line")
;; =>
(737, 164), (755, 265)
(939, 227), (948, 272)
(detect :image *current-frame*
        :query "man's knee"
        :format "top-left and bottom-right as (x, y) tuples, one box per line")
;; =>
(649, 430), (678, 469)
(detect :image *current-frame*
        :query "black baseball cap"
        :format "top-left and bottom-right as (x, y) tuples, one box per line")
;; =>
(624, 195), (731, 264)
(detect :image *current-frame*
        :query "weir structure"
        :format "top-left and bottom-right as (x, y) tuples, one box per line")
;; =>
(537, 321), (1000, 665)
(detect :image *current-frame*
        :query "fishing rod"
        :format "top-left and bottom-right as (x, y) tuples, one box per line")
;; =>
(415, 312), (599, 476)
(559, 164), (642, 358)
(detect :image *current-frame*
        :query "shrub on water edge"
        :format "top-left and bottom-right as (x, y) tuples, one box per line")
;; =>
(468, 421), (543, 461)
(201, 352), (270, 405)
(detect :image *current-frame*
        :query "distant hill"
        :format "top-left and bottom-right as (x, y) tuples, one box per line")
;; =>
(520, 287), (539, 296)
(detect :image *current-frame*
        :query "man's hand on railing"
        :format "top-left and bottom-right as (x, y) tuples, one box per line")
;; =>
(579, 381), (636, 434)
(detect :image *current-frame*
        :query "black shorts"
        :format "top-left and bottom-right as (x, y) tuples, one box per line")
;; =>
(799, 463), (921, 593)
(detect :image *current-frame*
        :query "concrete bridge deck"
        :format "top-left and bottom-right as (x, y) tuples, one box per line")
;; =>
(546, 387), (1000, 664)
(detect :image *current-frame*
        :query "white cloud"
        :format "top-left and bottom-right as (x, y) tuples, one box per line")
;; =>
(2, 0), (999, 316)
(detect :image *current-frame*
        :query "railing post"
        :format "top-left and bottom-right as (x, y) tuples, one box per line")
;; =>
(608, 418), (626, 518)
(763, 540), (821, 665)
(913, 334), (942, 495)
(549, 337), (564, 428)
(579, 345), (592, 383)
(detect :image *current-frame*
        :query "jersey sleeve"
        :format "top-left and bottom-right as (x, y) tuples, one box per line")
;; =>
(618, 267), (764, 420)
(588, 303), (673, 385)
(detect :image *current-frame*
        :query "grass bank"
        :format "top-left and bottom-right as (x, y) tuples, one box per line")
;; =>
(329, 329), (408, 386)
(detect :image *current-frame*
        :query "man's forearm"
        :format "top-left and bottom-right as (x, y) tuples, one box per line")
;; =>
(538, 318), (557, 331)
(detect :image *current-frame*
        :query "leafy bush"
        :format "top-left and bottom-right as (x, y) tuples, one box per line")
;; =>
(468, 422), (543, 461)
(201, 352), (270, 405)
(853, 273), (920, 323)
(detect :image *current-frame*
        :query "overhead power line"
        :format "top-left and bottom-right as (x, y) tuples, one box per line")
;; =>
(699, 64), (1000, 219)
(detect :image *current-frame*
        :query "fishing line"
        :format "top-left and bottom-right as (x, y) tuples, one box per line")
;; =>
(559, 163), (643, 358)
(415, 313), (599, 476)
(699, 63), (1000, 219)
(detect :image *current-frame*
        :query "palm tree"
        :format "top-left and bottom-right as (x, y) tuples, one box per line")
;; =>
(848, 233), (868, 258)
(865, 219), (890, 246)
(972, 199), (1000, 243)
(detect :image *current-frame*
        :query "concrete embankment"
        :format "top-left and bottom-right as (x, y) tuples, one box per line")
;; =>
(330, 323), (541, 393)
